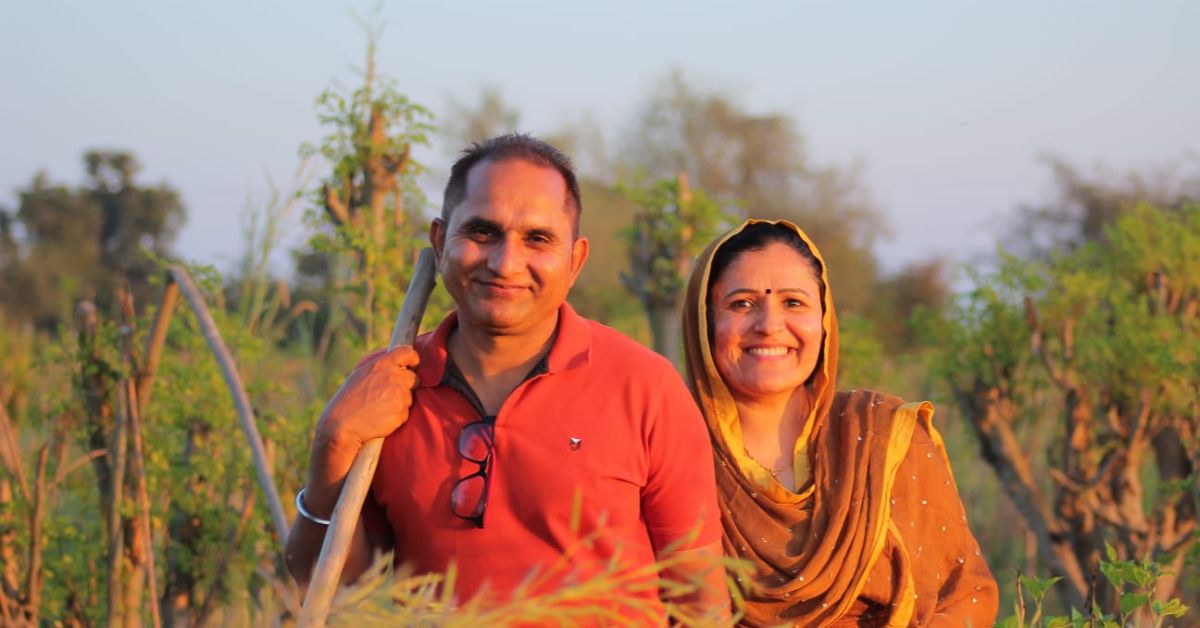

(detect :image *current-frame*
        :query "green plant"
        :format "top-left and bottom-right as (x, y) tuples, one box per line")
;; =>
(999, 544), (1190, 627)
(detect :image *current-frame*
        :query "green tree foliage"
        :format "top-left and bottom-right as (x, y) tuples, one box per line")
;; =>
(618, 174), (736, 365)
(296, 26), (444, 356)
(0, 268), (320, 624)
(1014, 156), (1200, 256)
(918, 203), (1200, 612)
(0, 152), (185, 329)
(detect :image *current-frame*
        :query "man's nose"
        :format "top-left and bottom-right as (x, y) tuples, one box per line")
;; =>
(486, 236), (524, 276)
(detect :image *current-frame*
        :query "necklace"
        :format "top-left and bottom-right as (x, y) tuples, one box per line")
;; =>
(744, 448), (792, 479)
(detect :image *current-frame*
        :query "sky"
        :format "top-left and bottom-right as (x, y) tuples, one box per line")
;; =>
(3, 1), (1198, 276)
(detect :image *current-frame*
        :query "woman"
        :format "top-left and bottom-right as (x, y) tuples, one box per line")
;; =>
(683, 220), (998, 626)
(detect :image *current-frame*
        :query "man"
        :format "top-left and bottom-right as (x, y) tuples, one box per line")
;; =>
(285, 134), (728, 620)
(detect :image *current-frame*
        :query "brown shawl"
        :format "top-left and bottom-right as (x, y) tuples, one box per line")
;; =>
(684, 220), (997, 627)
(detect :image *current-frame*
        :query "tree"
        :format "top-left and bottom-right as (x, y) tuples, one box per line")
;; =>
(867, 258), (951, 352)
(443, 86), (520, 153)
(1013, 156), (1200, 256)
(919, 203), (1199, 612)
(296, 25), (442, 354)
(619, 174), (735, 365)
(0, 152), (185, 329)
(620, 70), (885, 314)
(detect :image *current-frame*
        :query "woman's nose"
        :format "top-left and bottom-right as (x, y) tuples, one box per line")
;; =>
(754, 302), (785, 333)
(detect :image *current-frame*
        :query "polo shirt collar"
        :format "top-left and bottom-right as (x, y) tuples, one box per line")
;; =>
(415, 302), (592, 390)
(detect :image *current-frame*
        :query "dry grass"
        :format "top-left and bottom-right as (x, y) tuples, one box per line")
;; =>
(327, 520), (753, 627)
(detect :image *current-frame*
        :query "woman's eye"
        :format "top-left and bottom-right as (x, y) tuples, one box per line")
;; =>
(729, 299), (754, 310)
(785, 298), (807, 309)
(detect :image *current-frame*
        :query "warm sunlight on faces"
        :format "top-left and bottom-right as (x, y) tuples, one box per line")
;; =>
(710, 242), (824, 405)
(432, 158), (589, 337)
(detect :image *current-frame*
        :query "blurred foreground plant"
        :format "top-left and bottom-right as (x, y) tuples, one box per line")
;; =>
(328, 518), (752, 627)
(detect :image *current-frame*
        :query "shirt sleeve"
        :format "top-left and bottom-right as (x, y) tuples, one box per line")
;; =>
(640, 368), (723, 553)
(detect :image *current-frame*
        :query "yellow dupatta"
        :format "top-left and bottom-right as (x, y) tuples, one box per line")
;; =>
(683, 219), (924, 626)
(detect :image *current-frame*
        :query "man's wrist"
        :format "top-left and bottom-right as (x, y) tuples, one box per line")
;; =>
(295, 488), (333, 525)
(303, 431), (360, 518)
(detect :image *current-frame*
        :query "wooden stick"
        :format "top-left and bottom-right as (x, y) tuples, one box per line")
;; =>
(168, 266), (291, 542)
(298, 248), (438, 627)
(120, 292), (162, 628)
(0, 403), (29, 502)
(105, 372), (129, 626)
(137, 279), (179, 415)
(26, 446), (49, 625)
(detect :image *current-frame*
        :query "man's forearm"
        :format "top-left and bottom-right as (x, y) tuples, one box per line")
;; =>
(284, 433), (371, 586)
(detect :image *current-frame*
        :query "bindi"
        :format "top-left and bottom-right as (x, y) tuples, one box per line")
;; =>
(765, 288), (772, 294)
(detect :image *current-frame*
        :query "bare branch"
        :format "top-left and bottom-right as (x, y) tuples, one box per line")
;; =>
(25, 446), (49, 625)
(953, 383), (1089, 607)
(323, 184), (350, 226)
(0, 404), (29, 502)
(53, 450), (107, 485)
(136, 277), (178, 414)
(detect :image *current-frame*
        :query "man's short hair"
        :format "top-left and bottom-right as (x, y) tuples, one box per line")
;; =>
(441, 133), (583, 235)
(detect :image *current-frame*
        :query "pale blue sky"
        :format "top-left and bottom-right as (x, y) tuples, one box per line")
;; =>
(3, 1), (1198, 274)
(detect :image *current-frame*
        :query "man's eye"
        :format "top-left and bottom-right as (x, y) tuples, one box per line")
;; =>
(468, 227), (496, 241)
(526, 234), (552, 245)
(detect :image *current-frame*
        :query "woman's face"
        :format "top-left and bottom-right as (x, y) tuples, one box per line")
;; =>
(710, 241), (825, 405)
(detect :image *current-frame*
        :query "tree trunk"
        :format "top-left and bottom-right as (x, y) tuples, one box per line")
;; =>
(648, 303), (682, 367)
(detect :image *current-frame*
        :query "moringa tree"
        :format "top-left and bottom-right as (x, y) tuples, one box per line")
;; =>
(296, 25), (438, 353)
(920, 203), (1199, 612)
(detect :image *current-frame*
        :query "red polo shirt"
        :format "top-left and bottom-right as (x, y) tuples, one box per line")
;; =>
(363, 303), (720, 611)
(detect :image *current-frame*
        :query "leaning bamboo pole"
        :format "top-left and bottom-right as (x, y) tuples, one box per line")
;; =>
(167, 266), (291, 542)
(298, 248), (438, 626)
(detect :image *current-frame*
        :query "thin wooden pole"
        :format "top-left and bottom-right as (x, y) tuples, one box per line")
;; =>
(26, 446), (49, 625)
(168, 266), (291, 543)
(137, 279), (179, 414)
(298, 248), (437, 626)
(105, 374), (129, 626)
(120, 292), (162, 628)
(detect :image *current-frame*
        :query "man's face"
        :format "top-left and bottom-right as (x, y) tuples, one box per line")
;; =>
(431, 158), (588, 337)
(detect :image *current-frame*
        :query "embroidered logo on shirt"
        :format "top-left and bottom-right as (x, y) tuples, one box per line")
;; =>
(568, 437), (582, 450)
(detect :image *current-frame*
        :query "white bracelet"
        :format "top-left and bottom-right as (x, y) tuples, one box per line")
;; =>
(295, 488), (332, 526)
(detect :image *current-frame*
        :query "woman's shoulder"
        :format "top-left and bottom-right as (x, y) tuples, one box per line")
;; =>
(831, 389), (933, 419)
(827, 389), (938, 447)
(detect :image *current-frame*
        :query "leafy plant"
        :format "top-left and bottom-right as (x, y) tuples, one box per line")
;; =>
(999, 545), (1190, 627)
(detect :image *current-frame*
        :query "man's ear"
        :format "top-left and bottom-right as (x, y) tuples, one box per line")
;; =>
(430, 218), (446, 261)
(568, 236), (589, 286)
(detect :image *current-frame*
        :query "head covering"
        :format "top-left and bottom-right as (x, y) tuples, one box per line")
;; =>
(683, 219), (919, 626)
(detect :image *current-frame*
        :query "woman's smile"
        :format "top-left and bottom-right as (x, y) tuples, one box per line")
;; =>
(710, 241), (825, 405)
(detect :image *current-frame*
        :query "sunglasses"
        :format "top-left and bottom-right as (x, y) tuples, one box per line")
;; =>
(451, 419), (494, 528)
